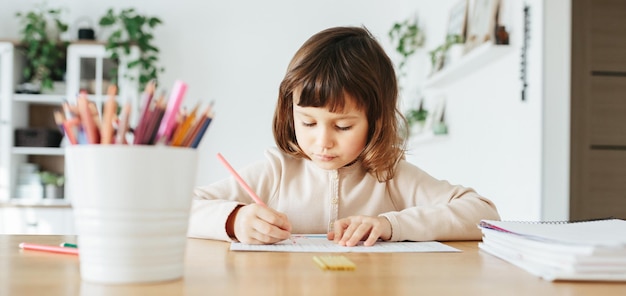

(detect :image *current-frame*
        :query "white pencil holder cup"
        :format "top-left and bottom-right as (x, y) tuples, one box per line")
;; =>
(66, 145), (198, 284)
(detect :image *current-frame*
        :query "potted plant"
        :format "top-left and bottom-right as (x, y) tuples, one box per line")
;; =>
(429, 34), (464, 73)
(388, 16), (426, 79)
(98, 8), (164, 92)
(15, 3), (69, 93)
(405, 99), (428, 134)
(39, 171), (65, 199)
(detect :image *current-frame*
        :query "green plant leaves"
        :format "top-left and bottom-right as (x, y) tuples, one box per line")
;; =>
(388, 17), (425, 77)
(15, 3), (68, 92)
(99, 8), (164, 91)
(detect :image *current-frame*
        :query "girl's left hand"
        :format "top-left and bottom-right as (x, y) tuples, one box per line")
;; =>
(327, 216), (392, 247)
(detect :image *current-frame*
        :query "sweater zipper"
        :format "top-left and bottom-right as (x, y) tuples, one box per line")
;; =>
(328, 170), (339, 232)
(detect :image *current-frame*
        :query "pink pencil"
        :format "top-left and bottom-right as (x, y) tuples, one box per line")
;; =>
(19, 242), (79, 255)
(216, 153), (267, 207)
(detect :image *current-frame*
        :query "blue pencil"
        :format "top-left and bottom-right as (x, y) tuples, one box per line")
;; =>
(190, 117), (212, 148)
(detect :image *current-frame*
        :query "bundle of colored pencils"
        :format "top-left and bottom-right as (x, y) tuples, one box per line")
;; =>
(54, 80), (213, 148)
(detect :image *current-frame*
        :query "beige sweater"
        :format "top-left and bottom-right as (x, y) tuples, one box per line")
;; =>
(188, 147), (500, 242)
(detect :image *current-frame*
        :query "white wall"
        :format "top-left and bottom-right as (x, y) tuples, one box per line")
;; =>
(0, 0), (571, 221)
(402, 0), (549, 221)
(542, 0), (570, 221)
(0, 0), (413, 183)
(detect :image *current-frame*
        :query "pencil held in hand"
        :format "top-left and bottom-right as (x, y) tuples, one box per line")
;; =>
(216, 153), (266, 206)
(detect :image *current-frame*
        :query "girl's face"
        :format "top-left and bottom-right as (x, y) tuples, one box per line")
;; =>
(292, 92), (368, 170)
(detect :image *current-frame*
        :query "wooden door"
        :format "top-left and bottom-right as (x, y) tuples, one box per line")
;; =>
(571, 0), (626, 219)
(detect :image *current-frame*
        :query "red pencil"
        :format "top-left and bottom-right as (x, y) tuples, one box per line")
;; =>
(19, 242), (79, 255)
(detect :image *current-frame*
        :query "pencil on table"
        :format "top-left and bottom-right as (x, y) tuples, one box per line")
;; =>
(19, 242), (78, 255)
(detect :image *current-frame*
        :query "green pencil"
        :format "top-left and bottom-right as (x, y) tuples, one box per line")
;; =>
(60, 242), (77, 248)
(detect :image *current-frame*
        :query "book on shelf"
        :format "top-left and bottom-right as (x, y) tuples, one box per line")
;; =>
(477, 219), (626, 282)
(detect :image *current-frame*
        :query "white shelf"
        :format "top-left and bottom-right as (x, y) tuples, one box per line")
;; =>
(12, 147), (65, 156)
(0, 198), (71, 208)
(13, 94), (65, 105)
(423, 43), (515, 88)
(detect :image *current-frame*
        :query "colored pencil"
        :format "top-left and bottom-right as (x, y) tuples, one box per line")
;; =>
(100, 85), (118, 144)
(170, 103), (199, 146)
(115, 102), (132, 144)
(216, 153), (266, 206)
(156, 80), (188, 143)
(77, 94), (100, 144)
(19, 242), (79, 255)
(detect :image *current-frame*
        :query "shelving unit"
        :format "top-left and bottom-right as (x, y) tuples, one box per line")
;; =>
(422, 42), (515, 89)
(0, 40), (138, 234)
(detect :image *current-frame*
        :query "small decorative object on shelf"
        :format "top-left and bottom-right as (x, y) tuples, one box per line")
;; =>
(464, 0), (500, 54)
(429, 34), (464, 75)
(15, 2), (69, 93)
(432, 108), (448, 135)
(14, 128), (63, 148)
(495, 25), (509, 45)
(39, 171), (64, 199)
(405, 99), (428, 134)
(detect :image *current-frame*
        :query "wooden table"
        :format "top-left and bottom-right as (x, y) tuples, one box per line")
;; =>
(1, 235), (625, 295)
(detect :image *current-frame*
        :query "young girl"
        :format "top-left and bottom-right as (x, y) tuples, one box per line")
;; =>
(188, 26), (500, 246)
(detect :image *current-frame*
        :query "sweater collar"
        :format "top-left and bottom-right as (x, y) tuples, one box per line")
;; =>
(304, 158), (364, 176)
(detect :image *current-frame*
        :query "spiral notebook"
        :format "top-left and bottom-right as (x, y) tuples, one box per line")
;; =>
(479, 219), (626, 247)
(478, 219), (626, 281)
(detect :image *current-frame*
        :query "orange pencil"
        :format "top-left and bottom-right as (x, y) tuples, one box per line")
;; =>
(181, 102), (213, 147)
(101, 85), (118, 144)
(170, 103), (199, 146)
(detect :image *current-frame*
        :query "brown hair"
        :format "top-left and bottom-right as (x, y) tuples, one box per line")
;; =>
(273, 26), (407, 182)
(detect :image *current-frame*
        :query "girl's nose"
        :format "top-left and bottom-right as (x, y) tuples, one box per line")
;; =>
(316, 127), (334, 149)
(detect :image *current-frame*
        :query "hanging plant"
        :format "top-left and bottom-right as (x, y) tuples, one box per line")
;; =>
(98, 8), (164, 92)
(15, 3), (69, 92)
(388, 16), (426, 79)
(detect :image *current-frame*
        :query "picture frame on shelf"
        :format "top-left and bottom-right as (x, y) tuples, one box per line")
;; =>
(447, 0), (469, 42)
(427, 95), (446, 131)
(446, 0), (469, 65)
(464, 0), (500, 54)
(421, 95), (446, 133)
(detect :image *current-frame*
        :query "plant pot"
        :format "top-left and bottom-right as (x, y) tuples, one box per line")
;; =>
(410, 121), (426, 135)
(445, 44), (464, 65)
(45, 184), (64, 199)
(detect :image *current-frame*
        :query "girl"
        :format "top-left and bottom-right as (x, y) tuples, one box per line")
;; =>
(188, 26), (500, 246)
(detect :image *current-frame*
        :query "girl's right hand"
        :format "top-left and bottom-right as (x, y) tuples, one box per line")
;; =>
(231, 204), (292, 244)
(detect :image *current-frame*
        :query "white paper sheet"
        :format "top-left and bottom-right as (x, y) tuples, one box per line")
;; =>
(230, 235), (460, 253)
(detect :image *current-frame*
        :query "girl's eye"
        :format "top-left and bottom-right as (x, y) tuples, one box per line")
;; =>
(302, 122), (316, 127)
(336, 125), (352, 131)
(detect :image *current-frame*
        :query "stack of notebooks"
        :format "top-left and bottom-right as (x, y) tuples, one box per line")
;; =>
(478, 218), (626, 282)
